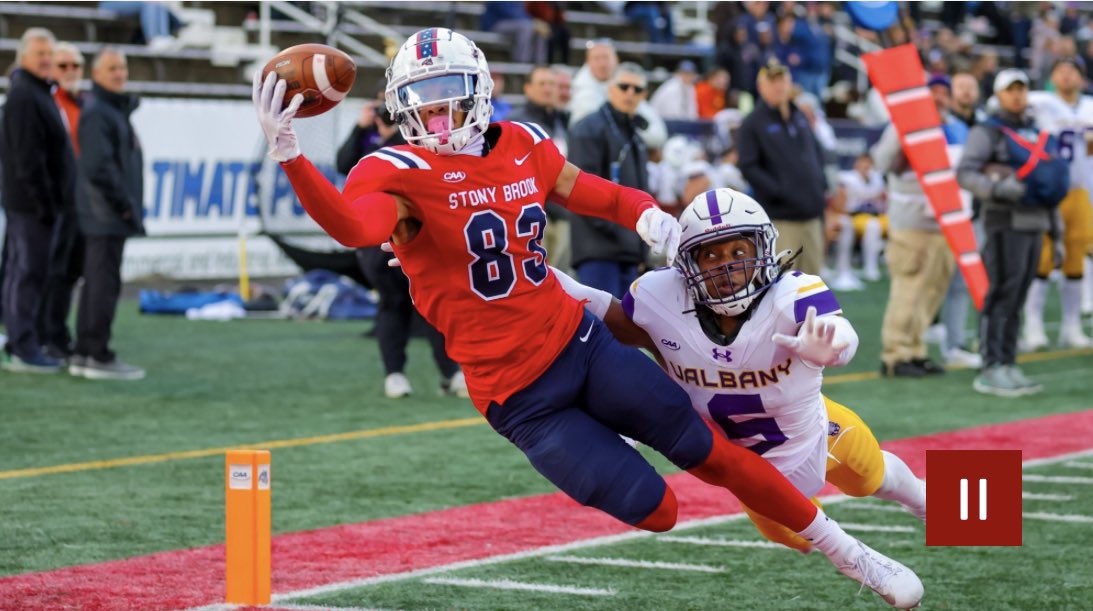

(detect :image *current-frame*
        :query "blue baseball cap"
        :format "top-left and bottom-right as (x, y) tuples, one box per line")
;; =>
(927, 74), (951, 91)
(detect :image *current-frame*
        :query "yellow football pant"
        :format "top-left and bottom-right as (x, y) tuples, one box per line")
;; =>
(742, 396), (886, 552)
(1038, 188), (1093, 278)
(852, 213), (888, 238)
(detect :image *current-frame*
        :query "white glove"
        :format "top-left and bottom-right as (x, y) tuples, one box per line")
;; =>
(636, 207), (681, 265)
(253, 70), (304, 162)
(380, 241), (402, 267)
(771, 306), (850, 367)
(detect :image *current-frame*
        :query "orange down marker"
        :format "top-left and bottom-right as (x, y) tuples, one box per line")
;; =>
(225, 450), (271, 605)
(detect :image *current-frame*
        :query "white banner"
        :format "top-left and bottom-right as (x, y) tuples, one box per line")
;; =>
(123, 97), (365, 280)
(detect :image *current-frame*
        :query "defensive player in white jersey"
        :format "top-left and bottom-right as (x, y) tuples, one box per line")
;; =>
(831, 153), (888, 291)
(1024, 58), (1093, 350)
(555, 188), (927, 553)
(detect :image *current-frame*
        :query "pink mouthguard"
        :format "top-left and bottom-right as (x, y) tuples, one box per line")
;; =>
(427, 116), (452, 144)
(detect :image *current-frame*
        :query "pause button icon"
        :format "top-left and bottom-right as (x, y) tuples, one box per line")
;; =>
(960, 478), (988, 521)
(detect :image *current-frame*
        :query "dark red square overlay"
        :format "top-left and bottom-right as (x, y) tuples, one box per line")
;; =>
(926, 450), (1022, 546)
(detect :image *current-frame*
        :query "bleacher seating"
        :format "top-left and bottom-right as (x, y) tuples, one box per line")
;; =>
(0, 1), (708, 103)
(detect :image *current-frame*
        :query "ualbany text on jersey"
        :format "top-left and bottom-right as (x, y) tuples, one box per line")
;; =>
(668, 358), (794, 390)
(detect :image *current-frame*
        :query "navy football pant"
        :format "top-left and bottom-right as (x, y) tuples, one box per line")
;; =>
(486, 311), (713, 526)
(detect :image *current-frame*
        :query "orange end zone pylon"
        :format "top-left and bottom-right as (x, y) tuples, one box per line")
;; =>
(225, 450), (271, 605)
(862, 44), (989, 311)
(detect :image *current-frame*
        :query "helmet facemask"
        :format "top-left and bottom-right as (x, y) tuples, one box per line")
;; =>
(677, 225), (780, 317)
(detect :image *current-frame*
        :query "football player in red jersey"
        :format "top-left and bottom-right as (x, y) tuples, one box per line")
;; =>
(253, 29), (921, 607)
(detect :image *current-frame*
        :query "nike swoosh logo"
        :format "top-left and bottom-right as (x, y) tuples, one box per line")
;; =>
(579, 321), (594, 342)
(515, 153), (531, 166)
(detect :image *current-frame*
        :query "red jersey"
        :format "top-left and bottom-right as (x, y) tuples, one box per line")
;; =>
(345, 122), (582, 413)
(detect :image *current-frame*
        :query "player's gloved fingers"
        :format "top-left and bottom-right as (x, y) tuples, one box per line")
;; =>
(252, 70), (263, 108)
(801, 305), (817, 334)
(271, 78), (288, 116)
(831, 340), (850, 352)
(261, 71), (278, 114)
(379, 241), (394, 253)
(282, 93), (304, 120)
(386, 257), (403, 268)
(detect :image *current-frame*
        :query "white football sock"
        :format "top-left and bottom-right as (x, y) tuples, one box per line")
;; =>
(1081, 258), (1093, 314)
(861, 218), (884, 278)
(798, 509), (857, 561)
(1061, 279), (1085, 334)
(873, 450), (927, 522)
(834, 215), (855, 276)
(1023, 278), (1049, 330)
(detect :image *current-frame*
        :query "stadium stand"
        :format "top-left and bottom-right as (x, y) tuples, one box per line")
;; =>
(0, 1), (710, 102)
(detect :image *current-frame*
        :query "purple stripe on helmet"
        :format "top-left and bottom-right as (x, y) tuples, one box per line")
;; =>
(705, 190), (723, 225)
(621, 290), (636, 320)
(793, 290), (841, 323)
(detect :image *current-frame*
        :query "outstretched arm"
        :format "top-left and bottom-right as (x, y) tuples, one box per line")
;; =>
(550, 266), (658, 353)
(254, 72), (407, 247)
(550, 162), (682, 264)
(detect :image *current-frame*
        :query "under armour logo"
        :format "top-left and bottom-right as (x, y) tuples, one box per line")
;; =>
(711, 348), (733, 363)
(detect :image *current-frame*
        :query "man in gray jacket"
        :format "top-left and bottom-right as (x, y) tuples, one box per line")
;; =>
(71, 48), (145, 380)
(957, 69), (1065, 397)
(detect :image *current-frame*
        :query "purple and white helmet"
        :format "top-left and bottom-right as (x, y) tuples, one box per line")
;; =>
(675, 188), (784, 316)
(385, 28), (493, 155)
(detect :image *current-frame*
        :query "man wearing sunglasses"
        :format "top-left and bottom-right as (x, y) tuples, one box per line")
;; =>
(37, 42), (87, 366)
(568, 63), (653, 299)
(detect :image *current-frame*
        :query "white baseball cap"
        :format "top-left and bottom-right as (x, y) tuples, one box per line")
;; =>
(993, 68), (1029, 93)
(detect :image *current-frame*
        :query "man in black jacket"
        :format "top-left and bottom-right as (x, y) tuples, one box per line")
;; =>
(1, 28), (75, 373)
(567, 62), (651, 298)
(70, 48), (145, 380)
(737, 58), (828, 275)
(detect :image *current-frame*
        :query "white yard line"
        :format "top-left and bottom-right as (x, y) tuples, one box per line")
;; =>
(840, 523), (917, 533)
(545, 555), (726, 573)
(421, 577), (616, 597)
(841, 502), (909, 513)
(1023, 474), (1093, 485)
(656, 536), (786, 550)
(1023, 511), (1093, 523)
(1022, 492), (1074, 501)
(1063, 461), (1093, 470)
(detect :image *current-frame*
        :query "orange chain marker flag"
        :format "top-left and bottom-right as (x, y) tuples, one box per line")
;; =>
(225, 450), (271, 605)
(862, 44), (989, 311)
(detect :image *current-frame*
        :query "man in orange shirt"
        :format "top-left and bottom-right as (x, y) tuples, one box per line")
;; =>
(38, 41), (87, 362)
(695, 67), (730, 119)
(52, 42), (84, 155)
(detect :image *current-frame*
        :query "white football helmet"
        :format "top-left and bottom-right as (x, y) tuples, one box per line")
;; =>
(676, 188), (786, 316)
(385, 28), (493, 155)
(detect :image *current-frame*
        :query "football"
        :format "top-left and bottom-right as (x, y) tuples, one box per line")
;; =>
(262, 43), (356, 118)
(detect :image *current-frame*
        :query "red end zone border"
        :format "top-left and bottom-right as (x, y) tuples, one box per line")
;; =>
(3, 410), (1091, 611)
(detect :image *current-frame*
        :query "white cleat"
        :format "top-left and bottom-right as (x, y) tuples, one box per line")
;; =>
(943, 347), (982, 369)
(836, 541), (924, 609)
(922, 323), (946, 346)
(829, 272), (865, 292)
(440, 371), (470, 398)
(1058, 327), (1092, 349)
(1019, 326), (1049, 353)
(384, 372), (413, 398)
